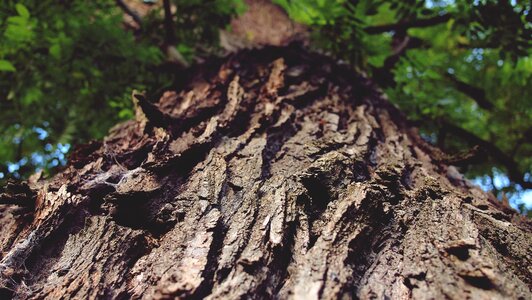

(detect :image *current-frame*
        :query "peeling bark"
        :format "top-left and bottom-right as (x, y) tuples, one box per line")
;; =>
(1, 46), (530, 299)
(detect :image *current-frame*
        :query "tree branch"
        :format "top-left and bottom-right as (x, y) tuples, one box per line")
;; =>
(364, 13), (452, 34)
(446, 73), (493, 110)
(163, 0), (176, 46)
(161, 0), (188, 67)
(443, 122), (531, 189)
(115, 0), (143, 28)
(372, 35), (425, 87)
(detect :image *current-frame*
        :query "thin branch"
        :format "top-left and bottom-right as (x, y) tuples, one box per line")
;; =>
(364, 13), (452, 34)
(511, 128), (532, 157)
(162, 0), (188, 68)
(163, 0), (176, 46)
(443, 121), (532, 189)
(445, 73), (493, 110)
(372, 35), (425, 87)
(115, 0), (143, 28)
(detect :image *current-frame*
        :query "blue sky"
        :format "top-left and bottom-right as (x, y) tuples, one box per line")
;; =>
(472, 171), (532, 210)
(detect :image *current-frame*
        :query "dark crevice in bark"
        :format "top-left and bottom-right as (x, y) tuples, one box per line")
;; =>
(378, 171), (407, 206)
(340, 186), (399, 289)
(108, 193), (160, 232)
(148, 136), (216, 174)
(290, 84), (329, 110)
(300, 177), (334, 249)
(115, 143), (154, 171)
(224, 96), (257, 139)
(0, 287), (14, 299)
(403, 272), (427, 290)
(308, 140), (346, 159)
(366, 134), (380, 167)
(260, 122), (298, 179)
(301, 177), (332, 216)
(460, 275), (496, 290)
(223, 201), (261, 281)
(254, 219), (298, 298)
(172, 97), (225, 137)
(189, 218), (225, 299)
(69, 141), (103, 169)
(446, 245), (471, 261)
(352, 161), (371, 182)
(271, 220), (298, 297)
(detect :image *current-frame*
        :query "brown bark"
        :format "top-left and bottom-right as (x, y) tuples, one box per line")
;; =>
(0, 46), (530, 299)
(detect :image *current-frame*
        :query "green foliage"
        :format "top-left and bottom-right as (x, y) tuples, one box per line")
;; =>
(0, 0), (244, 180)
(139, 0), (246, 63)
(273, 0), (369, 66)
(174, 0), (246, 53)
(0, 1), (172, 178)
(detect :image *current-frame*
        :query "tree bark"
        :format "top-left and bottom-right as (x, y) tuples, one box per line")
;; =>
(0, 46), (530, 299)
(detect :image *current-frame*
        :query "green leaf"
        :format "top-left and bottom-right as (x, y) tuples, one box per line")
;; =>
(6, 15), (27, 26)
(21, 87), (42, 105)
(49, 44), (61, 59)
(425, 69), (441, 80)
(4, 15), (34, 43)
(15, 3), (30, 19)
(0, 60), (16, 72)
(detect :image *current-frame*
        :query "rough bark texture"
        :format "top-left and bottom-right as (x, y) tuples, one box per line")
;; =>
(1, 46), (531, 299)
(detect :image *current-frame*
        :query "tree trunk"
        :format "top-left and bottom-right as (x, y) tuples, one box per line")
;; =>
(1, 46), (530, 299)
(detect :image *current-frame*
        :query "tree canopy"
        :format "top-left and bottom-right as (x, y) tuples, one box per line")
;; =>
(0, 0), (530, 213)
